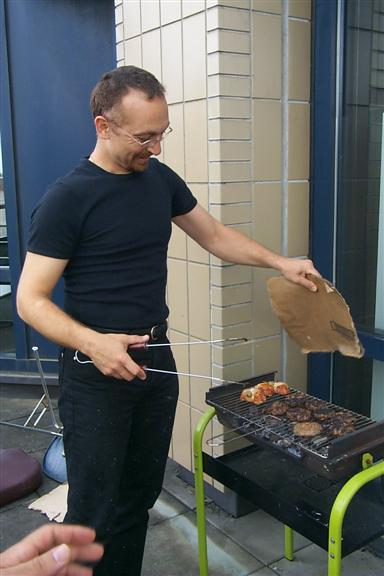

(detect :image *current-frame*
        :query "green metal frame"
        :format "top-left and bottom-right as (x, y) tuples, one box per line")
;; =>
(193, 408), (384, 576)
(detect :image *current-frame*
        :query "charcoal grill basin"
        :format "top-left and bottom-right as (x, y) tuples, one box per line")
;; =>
(194, 407), (384, 576)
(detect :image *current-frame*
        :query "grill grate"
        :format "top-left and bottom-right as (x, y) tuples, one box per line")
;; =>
(206, 386), (375, 459)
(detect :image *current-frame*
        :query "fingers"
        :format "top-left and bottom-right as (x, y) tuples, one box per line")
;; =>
(0, 543), (71, 576)
(93, 333), (149, 381)
(0, 525), (97, 567)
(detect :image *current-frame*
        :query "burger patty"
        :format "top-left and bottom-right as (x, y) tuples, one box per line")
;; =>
(286, 407), (312, 422)
(265, 400), (288, 416)
(293, 421), (323, 437)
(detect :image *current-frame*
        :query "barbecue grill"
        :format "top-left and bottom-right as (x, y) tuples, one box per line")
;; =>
(193, 374), (384, 576)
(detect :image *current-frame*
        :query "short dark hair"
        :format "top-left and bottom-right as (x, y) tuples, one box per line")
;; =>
(90, 66), (165, 118)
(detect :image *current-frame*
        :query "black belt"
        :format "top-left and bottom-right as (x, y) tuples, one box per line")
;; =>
(87, 322), (168, 341)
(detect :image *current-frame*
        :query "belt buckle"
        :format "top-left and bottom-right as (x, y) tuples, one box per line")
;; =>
(150, 325), (160, 340)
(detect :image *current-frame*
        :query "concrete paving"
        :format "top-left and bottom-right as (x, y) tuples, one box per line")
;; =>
(1, 383), (383, 576)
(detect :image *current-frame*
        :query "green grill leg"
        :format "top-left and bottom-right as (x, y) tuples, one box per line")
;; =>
(328, 459), (384, 576)
(284, 525), (294, 560)
(193, 407), (216, 576)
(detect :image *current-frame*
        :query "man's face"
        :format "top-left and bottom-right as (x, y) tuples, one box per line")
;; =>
(103, 90), (170, 173)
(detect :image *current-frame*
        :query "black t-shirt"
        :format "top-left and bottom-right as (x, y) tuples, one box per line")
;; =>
(28, 158), (197, 329)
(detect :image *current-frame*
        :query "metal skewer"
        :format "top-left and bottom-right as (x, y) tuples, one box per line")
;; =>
(145, 367), (241, 386)
(141, 337), (248, 348)
(32, 346), (62, 430)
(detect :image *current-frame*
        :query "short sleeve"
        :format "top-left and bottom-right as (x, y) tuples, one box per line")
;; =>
(28, 183), (81, 259)
(156, 161), (197, 217)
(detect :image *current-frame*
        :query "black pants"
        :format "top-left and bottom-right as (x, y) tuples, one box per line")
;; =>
(58, 339), (178, 576)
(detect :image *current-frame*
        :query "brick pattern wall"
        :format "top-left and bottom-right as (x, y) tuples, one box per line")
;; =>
(116, 0), (312, 475)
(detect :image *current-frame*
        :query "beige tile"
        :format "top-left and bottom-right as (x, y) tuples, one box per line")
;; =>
(168, 259), (189, 332)
(208, 74), (251, 97)
(123, 0), (141, 39)
(211, 321), (254, 342)
(190, 337), (213, 412)
(252, 13), (281, 98)
(287, 181), (309, 257)
(169, 222), (187, 259)
(253, 336), (281, 378)
(208, 53), (251, 76)
(211, 284), (252, 307)
(115, 3), (123, 24)
(208, 97), (251, 119)
(209, 140), (252, 162)
(212, 360), (253, 382)
(162, 103), (185, 177)
(124, 36), (142, 67)
(209, 182), (252, 203)
(288, 103), (310, 180)
(252, 0), (281, 13)
(183, 13), (207, 101)
(170, 329), (190, 404)
(116, 42), (125, 63)
(142, 29), (161, 80)
(210, 203), (251, 225)
(209, 118), (251, 140)
(185, 100), (208, 182)
(207, 6), (251, 32)
(212, 339), (252, 365)
(252, 182), (281, 253)
(172, 401), (191, 470)
(209, 161), (251, 183)
(161, 21), (183, 104)
(212, 302), (253, 327)
(160, 0), (181, 24)
(288, 19), (311, 101)
(252, 267), (280, 337)
(289, 0), (311, 19)
(188, 262), (211, 341)
(207, 29), (250, 54)
(208, 0), (250, 8)
(211, 264), (252, 286)
(253, 100), (281, 181)
(141, 0), (160, 32)
(182, 0), (205, 17)
(116, 22), (124, 43)
(285, 333), (308, 391)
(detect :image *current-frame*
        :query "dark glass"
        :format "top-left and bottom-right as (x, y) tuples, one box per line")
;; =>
(333, 0), (383, 413)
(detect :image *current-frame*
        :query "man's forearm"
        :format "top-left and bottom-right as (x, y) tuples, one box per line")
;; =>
(17, 295), (98, 355)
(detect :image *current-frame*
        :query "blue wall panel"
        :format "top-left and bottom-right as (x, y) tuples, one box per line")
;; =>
(1, 0), (115, 372)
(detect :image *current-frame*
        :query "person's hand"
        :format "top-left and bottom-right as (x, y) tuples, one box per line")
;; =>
(277, 257), (321, 292)
(0, 524), (103, 576)
(85, 332), (149, 381)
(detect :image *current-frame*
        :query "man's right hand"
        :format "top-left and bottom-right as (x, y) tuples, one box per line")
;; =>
(84, 333), (150, 381)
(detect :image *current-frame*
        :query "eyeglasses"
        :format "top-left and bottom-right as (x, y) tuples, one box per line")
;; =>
(106, 118), (173, 148)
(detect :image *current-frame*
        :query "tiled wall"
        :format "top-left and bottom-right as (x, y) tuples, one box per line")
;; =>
(116, 0), (312, 476)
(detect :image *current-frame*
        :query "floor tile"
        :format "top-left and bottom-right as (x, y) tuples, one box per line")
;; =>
(142, 509), (263, 576)
(149, 489), (189, 526)
(271, 542), (384, 576)
(205, 504), (311, 564)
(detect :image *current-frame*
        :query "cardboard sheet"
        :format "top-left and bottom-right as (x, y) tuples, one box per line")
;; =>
(28, 483), (68, 522)
(267, 274), (364, 358)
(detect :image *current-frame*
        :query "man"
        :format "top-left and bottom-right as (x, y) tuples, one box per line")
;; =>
(17, 66), (320, 575)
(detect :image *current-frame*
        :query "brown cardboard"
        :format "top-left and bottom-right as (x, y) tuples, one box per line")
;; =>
(267, 274), (364, 358)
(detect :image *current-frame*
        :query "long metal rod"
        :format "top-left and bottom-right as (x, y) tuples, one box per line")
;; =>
(143, 337), (248, 348)
(0, 421), (63, 437)
(32, 346), (62, 430)
(145, 367), (241, 386)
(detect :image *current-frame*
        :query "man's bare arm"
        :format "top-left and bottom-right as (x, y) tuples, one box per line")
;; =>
(17, 252), (148, 380)
(174, 204), (321, 291)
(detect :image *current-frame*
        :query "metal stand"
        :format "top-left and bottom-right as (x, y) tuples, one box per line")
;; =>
(193, 408), (384, 576)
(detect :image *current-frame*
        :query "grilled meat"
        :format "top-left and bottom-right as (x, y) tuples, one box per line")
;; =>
(286, 407), (312, 422)
(253, 391), (267, 404)
(266, 400), (288, 416)
(313, 407), (335, 421)
(273, 382), (290, 395)
(285, 393), (306, 407)
(256, 382), (275, 397)
(293, 421), (323, 437)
